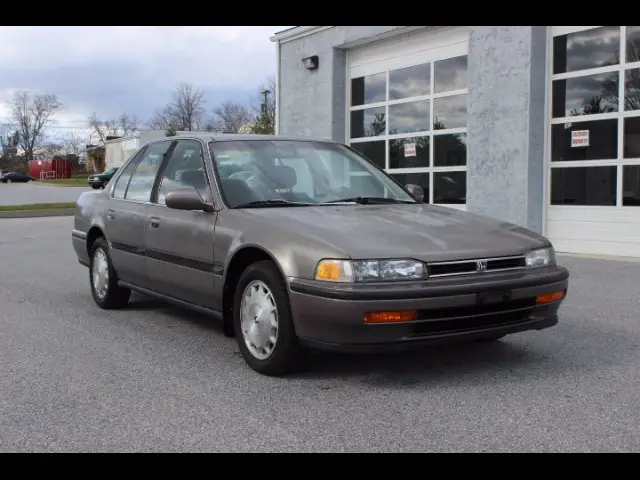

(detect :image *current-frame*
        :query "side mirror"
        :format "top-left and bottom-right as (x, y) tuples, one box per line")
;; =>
(405, 184), (425, 203)
(165, 187), (214, 212)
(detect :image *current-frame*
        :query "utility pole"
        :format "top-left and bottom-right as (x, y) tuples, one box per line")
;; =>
(261, 89), (271, 115)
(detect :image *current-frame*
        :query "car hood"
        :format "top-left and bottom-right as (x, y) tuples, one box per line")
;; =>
(243, 204), (549, 262)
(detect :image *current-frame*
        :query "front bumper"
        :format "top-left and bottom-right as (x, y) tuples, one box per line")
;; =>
(288, 265), (569, 353)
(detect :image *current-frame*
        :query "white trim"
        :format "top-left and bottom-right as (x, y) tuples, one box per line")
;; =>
(269, 26), (334, 44)
(550, 26), (602, 37)
(344, 29), (469, 206)
(349, 31), (469, 79)
(542, 25), (553, 237)
(546, 26), (640, 258)
(274, 40), (281, 135)
(550, 111), (640, 124)
(550, 159), (640, 168)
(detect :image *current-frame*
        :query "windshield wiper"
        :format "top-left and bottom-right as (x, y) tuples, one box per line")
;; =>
(234, 199), (314, 208)
(327, 196), (415, 205)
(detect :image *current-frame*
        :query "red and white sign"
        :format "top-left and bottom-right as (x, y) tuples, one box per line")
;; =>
(404, 142), (417, 157)
(571, 130), (589, 147)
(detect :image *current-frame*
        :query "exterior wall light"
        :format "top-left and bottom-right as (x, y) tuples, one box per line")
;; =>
(302, 55), (319, 70)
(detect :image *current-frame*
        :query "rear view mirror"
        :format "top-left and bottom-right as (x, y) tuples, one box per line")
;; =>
(165, 187), (213, 212)
(405, 184), (425, 203)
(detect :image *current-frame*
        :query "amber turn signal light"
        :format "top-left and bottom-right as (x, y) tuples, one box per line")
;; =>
(535, 290), (565, 304)
(364, 310), (418, 324)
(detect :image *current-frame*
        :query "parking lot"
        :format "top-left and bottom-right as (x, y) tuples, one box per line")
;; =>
(0, 183), (90, 206)
(1, 216), (639, 452)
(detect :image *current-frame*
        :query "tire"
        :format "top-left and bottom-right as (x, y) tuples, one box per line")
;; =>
(89, 237), (131, 309)
(233, 260), (301, 376)
(91, 184), (100, 190)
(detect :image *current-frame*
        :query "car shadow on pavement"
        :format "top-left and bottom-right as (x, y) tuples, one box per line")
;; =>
(293, 319), (640, 386)
(296, 340), (536, 385)
(119, 294), (638, 386)
(125, 295), (226, 334)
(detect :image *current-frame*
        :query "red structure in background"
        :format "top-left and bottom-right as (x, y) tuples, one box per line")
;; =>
(28, 159), (72, 180)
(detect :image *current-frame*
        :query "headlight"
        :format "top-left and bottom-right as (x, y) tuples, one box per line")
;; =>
(314, 259), (427, 282)
(525, 247), (556, 268)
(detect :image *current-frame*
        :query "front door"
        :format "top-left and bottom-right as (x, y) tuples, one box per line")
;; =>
(106, 140), (176, 288)
(144, 139), (217, 308)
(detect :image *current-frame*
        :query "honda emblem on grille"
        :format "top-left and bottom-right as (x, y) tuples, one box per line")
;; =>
(476, 260), (488, 272)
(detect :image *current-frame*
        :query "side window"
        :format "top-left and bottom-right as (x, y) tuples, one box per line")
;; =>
(112, 150), (144, 199)
(125, 141), (173, 202)
(276, 158), (314, 198)
(156, 140), (210, 204)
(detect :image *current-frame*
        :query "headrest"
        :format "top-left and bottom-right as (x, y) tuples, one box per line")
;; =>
(265, 165), (297, 190)
(180, 169), (206, 186)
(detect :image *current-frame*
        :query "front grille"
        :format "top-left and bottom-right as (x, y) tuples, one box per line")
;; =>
(410, 298), (536, 337)
(428, 255), (526, 277)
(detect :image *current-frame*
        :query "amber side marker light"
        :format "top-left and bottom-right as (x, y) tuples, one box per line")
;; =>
(536, 290), (565, 304)
(364, 311), (418, 324)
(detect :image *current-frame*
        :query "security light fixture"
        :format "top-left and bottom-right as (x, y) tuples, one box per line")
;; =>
(302, 55), (319, 70)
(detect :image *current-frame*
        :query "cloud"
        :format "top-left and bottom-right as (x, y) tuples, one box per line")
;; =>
(0, 26), (290, 134)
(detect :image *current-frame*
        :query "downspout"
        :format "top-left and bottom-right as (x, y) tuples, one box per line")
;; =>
(275, 40), (281, 135)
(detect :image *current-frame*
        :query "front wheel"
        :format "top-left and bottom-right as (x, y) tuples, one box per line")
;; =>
(91, 184), (100, 190)
(233, 260), (301, 376)
(89, 237), (131, 309)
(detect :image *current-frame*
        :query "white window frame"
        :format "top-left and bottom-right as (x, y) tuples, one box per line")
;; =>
(547, 26), (640, 211)
(345, 35), (469, 209)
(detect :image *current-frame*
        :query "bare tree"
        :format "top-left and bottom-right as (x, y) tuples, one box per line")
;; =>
(0, 125), (20, 157)
(10, 92), (61, 162)
(39, 142), (65, 157)
(250, 76), (276, 134)
(60, 131), (87, 157)
(212, 101), (253, 133)
(147, 110), (170, 131)
(88, 112), (139, 144)
(147, 82), (207, 132)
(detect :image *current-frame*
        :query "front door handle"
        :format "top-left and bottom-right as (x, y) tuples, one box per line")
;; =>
(107, 209), (115, 220)
(150, 217), (161, 228)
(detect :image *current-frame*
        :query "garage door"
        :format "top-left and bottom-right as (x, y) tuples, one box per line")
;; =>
(346, 26), (470, 210)
(547, 26), (640, 257)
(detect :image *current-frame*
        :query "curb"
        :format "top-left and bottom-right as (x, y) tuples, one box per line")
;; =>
(0, 208), (76, 218)
(30, 182), (89, 188)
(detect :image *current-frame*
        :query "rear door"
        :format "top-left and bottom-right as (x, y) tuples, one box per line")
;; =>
(144, 139), (218, 308)
(105, 140), (175, 288)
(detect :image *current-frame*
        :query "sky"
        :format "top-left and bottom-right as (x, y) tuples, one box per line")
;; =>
(0, 26), (291, 139)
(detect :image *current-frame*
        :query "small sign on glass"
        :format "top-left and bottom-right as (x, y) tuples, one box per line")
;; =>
(404, 142), (417, 157)
(571, 130), (589, 148)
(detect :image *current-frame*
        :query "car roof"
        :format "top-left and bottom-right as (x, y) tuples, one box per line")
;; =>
(147, 133), (340, 145)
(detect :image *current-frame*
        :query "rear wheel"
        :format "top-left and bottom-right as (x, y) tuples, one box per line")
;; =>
(89, 237), (131, 309)
(233, 260), (301, 376)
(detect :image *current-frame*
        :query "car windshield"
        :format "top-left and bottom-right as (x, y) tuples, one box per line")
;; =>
(102, 168), (117, 175)
(209, 140), (417, 208)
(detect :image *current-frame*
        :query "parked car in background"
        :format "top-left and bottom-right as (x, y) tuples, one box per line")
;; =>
(88, 167), (118, 189)
(71, 134), (570, 377)
(0, 171), (36, 183)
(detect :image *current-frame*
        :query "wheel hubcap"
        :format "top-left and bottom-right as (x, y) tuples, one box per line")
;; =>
(92, 248), (110, 299)
(240, 280), (279, 360)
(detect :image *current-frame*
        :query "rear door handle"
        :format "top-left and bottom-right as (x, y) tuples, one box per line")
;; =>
(150, 217), (161, 228)
(107, 209), (115, 220)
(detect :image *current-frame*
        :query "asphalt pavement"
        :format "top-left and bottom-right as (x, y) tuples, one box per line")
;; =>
(0, 183), (90, 206)
(1, 216), (639, 452)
